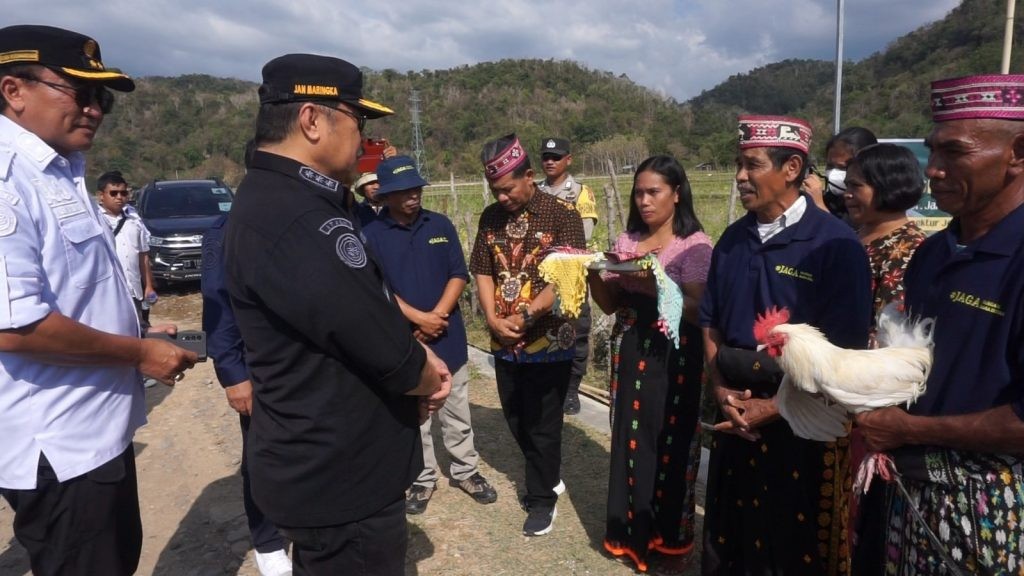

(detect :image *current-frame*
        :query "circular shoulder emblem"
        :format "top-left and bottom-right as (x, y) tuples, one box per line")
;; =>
(336, 233), (367, 268)
(0, 204), (17, 237)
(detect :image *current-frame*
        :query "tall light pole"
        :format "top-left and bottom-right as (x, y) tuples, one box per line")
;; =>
(1001, 0), (1017, 74)
(833, 0), (846, 134)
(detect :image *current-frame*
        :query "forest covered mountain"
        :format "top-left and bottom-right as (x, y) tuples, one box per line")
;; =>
(87, 0), (1020, 187)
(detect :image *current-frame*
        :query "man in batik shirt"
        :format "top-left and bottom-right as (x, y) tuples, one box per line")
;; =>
(469, 133), (585, 537)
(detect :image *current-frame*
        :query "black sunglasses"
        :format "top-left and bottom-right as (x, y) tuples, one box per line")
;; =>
(107, 189), (131, 197)
(319, 103), (366, 133)
(20, 75), (115, 114)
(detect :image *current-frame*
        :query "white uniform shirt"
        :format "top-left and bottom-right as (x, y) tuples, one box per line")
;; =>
(0, 115), (144, 489)
(100, 208), (150, 300)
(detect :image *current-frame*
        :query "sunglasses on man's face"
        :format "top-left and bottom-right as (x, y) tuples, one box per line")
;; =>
(318, 103), (366, 132)
(21, 76), (115, 114)
(107, 189), (130, 197)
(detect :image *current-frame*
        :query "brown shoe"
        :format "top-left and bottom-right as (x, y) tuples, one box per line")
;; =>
(449, 472), (497, 504)
(405, 484), (434, 515)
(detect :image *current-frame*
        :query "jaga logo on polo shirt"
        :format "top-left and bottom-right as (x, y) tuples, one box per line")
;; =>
(428, 236), (448, 245)
(949, 290), (1005, 316)
(774, 264), (814, 282)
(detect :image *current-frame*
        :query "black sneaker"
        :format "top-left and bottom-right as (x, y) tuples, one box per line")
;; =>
(449, 472), (497, 504)
(519, 480), (565, 511)
(563, 390), (581, 415)
(522, 505), (557, 536)
(405, 484), (434, 515)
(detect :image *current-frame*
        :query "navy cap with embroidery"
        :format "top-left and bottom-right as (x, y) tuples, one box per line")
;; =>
(0, 25), (134, 91)
(258, 53), (394, 119)
(540, 137), (570, 156)
(375, 155), (429, 196)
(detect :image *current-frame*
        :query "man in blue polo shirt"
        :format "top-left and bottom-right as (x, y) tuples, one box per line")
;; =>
(699, 115), (872, 574)
(363, 155), (497, 515)
(853, 75), (1024, 575)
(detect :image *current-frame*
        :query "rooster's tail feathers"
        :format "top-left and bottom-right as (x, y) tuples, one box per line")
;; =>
(876, 302), (935, 349)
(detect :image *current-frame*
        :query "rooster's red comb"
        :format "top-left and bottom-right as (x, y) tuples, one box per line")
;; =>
(753, 306), (791, 343)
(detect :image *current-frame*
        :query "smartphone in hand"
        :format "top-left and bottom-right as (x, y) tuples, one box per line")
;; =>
(145, 330), (207, 362)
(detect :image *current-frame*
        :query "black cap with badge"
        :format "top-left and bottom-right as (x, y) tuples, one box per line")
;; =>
(0, 25), (135, 92)
(258, 53), (394, 119)
(540, 137), (571, 157)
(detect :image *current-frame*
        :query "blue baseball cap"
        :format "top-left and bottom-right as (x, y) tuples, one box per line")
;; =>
(375, 155), (429, 195)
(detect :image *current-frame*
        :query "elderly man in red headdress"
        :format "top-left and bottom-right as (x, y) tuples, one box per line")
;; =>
(469, 134), (585, 537)
(699, 116), (872, 575)
(853, 75), (1024, 575)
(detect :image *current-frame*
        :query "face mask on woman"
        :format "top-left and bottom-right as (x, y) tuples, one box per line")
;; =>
(826, 168), (847, 196)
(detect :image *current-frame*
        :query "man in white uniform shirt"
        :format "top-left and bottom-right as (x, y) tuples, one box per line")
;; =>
(96, 170), (156, 326)
(0, 25), (196, 575)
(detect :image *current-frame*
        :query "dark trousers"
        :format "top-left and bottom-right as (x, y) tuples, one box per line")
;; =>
(0, 446), (142, 576)
(240, 414), (286, 553)
(278, 497), (406, 576)
(569, 304), (591, 392)
(495, 359), (572, 508)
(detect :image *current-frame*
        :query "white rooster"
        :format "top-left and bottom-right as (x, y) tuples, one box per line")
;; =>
(753, 304), (935, 441)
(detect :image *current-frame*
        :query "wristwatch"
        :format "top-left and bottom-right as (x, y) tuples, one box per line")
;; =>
(520, 307), (536, 328)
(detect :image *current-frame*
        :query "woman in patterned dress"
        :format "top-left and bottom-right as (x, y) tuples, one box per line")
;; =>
(842, 143), (926, 555)
(843, 143), (927, 321)
(587, 156), (712, 574)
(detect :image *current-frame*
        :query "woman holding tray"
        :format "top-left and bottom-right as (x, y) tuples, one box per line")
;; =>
(587, 155), (712, 574)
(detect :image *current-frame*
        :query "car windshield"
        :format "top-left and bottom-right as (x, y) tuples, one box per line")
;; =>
(140, 184), (233, 219)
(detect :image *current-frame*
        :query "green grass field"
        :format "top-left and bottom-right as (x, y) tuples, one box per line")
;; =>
(422, 171), (738, 392)
(419, 171), (737, 248)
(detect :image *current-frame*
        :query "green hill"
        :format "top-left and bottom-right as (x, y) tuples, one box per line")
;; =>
(87, 0), (1020, 188)
(687, 0), (1024, 156)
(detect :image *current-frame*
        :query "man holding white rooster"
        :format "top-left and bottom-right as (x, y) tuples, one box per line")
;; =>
(854, 75), (1024, 575)
(699, 115), (872, 575)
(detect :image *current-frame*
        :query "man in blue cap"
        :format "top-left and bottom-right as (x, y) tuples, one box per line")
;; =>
(363, 155), (498, 515)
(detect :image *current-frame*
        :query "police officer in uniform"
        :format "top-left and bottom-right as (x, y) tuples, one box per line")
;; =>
(537, 137), (598, 414)
(223, 54), (451, 576)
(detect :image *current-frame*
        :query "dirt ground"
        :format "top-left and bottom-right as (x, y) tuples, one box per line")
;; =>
(0, 288), (701, 575)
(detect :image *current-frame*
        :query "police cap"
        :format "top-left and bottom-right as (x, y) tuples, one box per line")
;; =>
(540, 137), (571, 156)
(0, 25), (135, 91)
(258, 53), (394, 118)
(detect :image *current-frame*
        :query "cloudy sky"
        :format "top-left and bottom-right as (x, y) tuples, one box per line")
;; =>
(9, 0), (960, 101)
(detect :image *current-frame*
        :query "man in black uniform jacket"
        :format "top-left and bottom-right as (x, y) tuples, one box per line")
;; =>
(224, 53), (451, 576)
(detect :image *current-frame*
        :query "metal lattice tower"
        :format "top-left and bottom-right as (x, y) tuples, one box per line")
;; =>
(409, 90), (428, 180)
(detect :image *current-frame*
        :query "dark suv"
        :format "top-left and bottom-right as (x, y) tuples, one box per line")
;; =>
(135, 179), (234, 283)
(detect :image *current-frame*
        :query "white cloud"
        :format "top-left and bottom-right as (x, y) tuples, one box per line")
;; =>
(5, 0), (961, 100)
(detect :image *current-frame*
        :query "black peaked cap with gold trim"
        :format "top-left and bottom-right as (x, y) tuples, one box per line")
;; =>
(0, 25), (134, 92)
(259, 53), (393, 119)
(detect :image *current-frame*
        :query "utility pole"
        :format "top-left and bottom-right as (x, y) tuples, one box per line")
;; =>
(409, 90), (428, 180)
(1002, 0), (1017, 74)
(833, 0), (846, 134)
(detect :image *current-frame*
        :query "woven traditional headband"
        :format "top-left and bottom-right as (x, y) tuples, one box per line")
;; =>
(737, 115), (812, 154)
(931, 74), (1024, 122)
(484, 137), (527, 179)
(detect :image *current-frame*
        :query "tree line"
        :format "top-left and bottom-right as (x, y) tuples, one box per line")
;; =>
(87, 0), (1018, 189)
